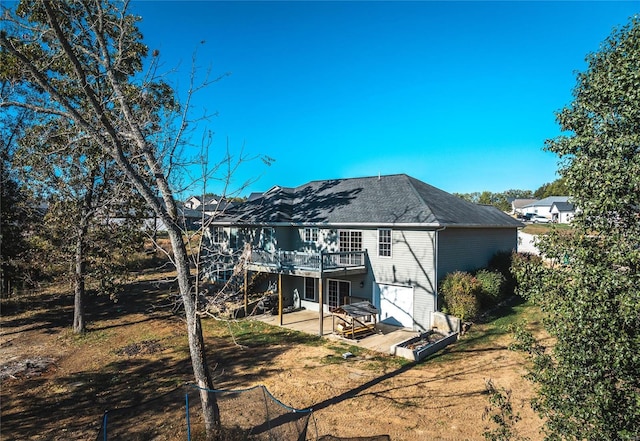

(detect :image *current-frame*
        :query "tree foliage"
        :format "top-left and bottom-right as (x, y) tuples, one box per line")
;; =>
(0, 105), (47, 294)
(474, 269), (506, 307)
(455, 189), (534, 212)
(12, 112), (147, 332)
(0, 141), (33, 295)
(513, 16), (640, 440)
(482, 379), (529, 441)
(456, 182), (570, 210)
(533, 178), (568, 199)
(0, 0), (227, 432)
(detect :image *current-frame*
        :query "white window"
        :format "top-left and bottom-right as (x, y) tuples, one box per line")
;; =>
(212, 264), (232, 282)
(212, 226), (224, 244)
(230, 227), (239, 249)
(339, 230), (362, 265)
(304, 227), (319, 243)
(304, 277), (316, 301)
(260, 227), (275, 252)
(378, 228), (392, 257)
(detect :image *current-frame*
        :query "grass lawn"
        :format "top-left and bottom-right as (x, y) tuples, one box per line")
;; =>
(1, 273), (547, 440)
(428, 296), (544, 364)
(522, 223), (573, 235)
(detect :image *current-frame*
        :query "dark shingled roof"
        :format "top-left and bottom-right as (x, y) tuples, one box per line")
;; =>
(551, 201), (575, 212)
(217, 174), (523, 228)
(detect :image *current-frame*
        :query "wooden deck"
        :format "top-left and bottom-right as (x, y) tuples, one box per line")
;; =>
(253, 309), (418, 355)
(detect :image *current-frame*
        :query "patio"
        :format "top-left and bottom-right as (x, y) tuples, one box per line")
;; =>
(253, 309), (418, 355)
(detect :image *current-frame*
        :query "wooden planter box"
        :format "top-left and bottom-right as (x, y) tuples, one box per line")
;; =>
(390, 331), (458, 361)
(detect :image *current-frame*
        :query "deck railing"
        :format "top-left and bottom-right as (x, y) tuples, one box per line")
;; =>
(249, 249), (366, 271)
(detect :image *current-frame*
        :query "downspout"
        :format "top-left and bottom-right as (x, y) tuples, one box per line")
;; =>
(434, 226), (447, 318)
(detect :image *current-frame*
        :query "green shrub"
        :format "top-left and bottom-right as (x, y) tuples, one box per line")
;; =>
(488, 251), (516, 296)
(488, 251), (512, 277)
(439, 271), (481, 322)
(509, 252), (544, 298)
(475, 269), (506, 307)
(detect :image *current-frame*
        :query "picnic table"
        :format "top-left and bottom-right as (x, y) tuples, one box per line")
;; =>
(332, 301), (379, 339)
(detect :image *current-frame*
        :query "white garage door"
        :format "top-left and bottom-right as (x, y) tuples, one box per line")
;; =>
(378, 284), (414, 328)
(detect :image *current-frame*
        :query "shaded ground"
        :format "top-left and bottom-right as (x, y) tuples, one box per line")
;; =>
(0, 276), (546, 440)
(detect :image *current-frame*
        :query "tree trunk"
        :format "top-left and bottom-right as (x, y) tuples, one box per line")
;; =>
(73, 233), (86, 333)
(167, 226), (220, 434)
(0, 4), (221, 433)
(72, 172), (96, 334)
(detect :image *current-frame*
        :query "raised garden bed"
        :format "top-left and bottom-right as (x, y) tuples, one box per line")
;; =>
(390, 330), (458, 361)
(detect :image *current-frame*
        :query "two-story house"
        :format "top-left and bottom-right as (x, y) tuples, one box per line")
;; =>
(206, 174), (522, 332)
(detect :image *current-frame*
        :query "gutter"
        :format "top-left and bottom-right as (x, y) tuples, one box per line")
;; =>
(207, 221), (521, 229)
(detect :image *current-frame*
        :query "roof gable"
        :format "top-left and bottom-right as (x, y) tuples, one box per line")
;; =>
(550, 201), (575, 212)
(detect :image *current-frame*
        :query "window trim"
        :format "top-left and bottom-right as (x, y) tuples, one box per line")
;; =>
(229, 227), (239, 249)
(212, 226), (224, 244)
(303, 227), (319, 243)
(211, 263), (232, 282)
(303, 277), (317, 301)
(327, 279), (351, 309)
(339, 230), (363, 265)
(260, 227), (275, 252)
(378, 228), (392, 258)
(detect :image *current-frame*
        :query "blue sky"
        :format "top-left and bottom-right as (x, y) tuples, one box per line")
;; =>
(129, 1), (639, 198)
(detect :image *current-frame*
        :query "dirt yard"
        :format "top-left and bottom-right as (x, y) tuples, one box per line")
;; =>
(0, 275), (546, 441)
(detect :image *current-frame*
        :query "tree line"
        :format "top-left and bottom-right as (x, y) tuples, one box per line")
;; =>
(454, 177), (568, 212)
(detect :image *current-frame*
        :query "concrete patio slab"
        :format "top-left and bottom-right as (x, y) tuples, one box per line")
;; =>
(252, 309), (419, 355)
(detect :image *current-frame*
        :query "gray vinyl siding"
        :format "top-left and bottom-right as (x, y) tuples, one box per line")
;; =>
(226, 224), (515, 331)
(320, 229), (339, 252)
(367, 228), (437, 331)
(230, 226), (295, 251)
(436, 228), (518, 282)
(276, 226), (437, 330)
(229, 227), (260, 250)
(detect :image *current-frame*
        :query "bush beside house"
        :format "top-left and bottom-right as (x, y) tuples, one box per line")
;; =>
(439, 271), (482, 322)
(475, 269), (507, 307)
(440, 251), (523, 323)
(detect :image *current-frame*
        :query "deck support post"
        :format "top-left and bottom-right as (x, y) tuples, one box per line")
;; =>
(318, 278), (324, 336)
(278, 273), (283, 326)
(244, 267), (248, 316)
(318, 254), (324, 336)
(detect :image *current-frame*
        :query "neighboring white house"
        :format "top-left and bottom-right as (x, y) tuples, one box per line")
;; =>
(550, 201), (576, 223)
(183, 195), (236, 219)
(511, 198), (539, 216)
(522, 196), (571, 219)
(184, 195), (219, 210)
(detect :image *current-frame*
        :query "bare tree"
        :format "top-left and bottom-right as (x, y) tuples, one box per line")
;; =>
(0, 1), (266, 434)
